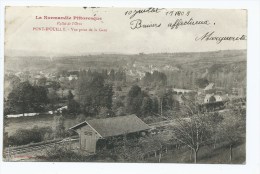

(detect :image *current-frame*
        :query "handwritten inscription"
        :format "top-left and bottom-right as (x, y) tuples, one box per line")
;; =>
(195, 31), (247, 44)
(125, 8), (164, 19)
(130, 19), (161, 30)
(124, 8), (247, 44)
(168, 18), (210, 29)
(125, 8), (211, 30)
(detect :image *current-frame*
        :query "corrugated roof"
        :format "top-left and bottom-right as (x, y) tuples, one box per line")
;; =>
(70, 115), (150, 138)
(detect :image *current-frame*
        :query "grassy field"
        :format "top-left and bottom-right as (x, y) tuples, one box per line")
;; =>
(145, 142), (245, 164)
(4, 114), (165, 137)
(4, 114), (79, 136)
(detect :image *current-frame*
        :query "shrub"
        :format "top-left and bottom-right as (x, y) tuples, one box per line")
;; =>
(45, 145), (87, 162)
(8, 126), (53, 146)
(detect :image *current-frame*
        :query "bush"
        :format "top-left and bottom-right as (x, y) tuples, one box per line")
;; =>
(8, 126), (53, 146)
(45, 145), (87, 162)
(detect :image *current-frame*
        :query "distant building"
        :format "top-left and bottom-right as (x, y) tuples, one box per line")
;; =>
(59, 76), (66, 81)
(173, 88), (194, 94)
(204, 83), (215, 91)
(220, 94), (230, 102)
(204, 94), (229, 103)
(68, 75), (78, 81)
(214, 95), (222, 102)
(204, 94), (215, 103)
(148, 90), (156, 96)
(69, 115), (150, 153)
(57, 106), (68, 113)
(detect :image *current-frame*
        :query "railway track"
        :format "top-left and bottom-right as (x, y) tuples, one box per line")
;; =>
(4, 122), (169, 157)
(4, 138), (79, 156)
(4, 113), (227, 158)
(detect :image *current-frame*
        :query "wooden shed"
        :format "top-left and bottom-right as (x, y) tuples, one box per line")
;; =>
(69, 114), (150, 153)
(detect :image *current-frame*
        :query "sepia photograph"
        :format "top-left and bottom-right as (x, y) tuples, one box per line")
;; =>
(3, 6), (247, 164)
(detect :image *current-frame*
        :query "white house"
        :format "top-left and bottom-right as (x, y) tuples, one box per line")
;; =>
(68, 75), (78, 81)
(204, 94), (215, 103)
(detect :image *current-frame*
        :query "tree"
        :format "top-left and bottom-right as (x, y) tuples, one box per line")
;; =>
(156, 88), (166, 116)
(126, 85), (142, 114)
(37, 77), (47, 86)
(162, 89), (174, 111)
(142, 71), (167, 86)
(67, 99), (80, 115)
(7, 81), (49, 114)
(195, 78), (209, 88)
(8, 126), (53, 146)
(109, 69), (115, 81)
(47, 88), (60, 113)
(33, 86), (49, 112)
(100, 84), (114, 109)
(53, 115), (65, 139)
(139, 134), (168, 162)
(67, 90), (74, 101)
(151, 97), (159, 115)
(116, 86), (122, 91)
(115, 106), (126, 116)
(7, 82), (35, 115)
(76, 114), (87, 123)
(75, 71), (114, 116)
(217, 104), (246, 163)
(99, 107), (115, 118)
(4, 74), (21, 99)
(207, 112), (224, 148)
(105, 134), (146, 162)
(141, 97), (153, 116)
(170, 102), (213, 163)
(48, 81), (60, 91)
(112, 97), (125, 116)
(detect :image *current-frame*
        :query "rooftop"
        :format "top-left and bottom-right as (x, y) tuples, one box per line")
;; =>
(204, 83), (215, 91)
(70, 114), (150, 138)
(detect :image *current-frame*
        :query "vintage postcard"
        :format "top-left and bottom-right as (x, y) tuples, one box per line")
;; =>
(3, 6), (247, 164)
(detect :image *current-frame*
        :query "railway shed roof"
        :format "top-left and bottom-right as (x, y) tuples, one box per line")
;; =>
(70, 114), (150, 138)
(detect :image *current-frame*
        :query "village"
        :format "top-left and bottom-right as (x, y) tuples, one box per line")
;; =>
(3, 51), (246, 163)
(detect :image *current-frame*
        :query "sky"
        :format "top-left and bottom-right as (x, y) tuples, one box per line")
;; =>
(5, 7), (247, 56)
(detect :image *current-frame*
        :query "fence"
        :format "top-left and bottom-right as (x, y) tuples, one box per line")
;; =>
(4, 137), (79, 161)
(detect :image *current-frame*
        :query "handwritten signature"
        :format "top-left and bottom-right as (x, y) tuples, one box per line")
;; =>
(195, 31), (247, 44)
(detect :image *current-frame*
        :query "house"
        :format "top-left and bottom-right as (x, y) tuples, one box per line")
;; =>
(204, 94), (229, 103)
(57, 106), (68, 113)
(173, 88), (194, 94)
(214, 94), (229, 102)
(204, 94), (215, 103)
(69, 115), (150, 153)
(221, 94), (230, 102)
(214, 95), (222, 102)
(59, 76), (66, 82)
(68, 75), (78, 81)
